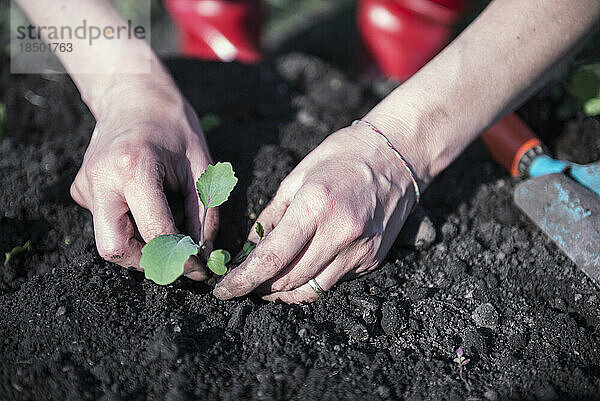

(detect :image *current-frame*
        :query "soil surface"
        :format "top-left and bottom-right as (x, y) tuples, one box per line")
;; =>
(1, 54), (600, 401)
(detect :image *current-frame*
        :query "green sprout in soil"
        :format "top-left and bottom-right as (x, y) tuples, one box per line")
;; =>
(140, 162), (262, 285)
(233, 222), (264, 265)
(199, 113), (221, 134)
(453, 346), (471, 393)
(569, 63), (600, 116)
(4, 240), (31, 266)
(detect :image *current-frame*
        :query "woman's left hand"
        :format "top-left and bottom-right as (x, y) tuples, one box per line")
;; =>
(212, 122), (422, 303)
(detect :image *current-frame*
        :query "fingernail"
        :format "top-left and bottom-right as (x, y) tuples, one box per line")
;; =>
(213, 284), (233, 300)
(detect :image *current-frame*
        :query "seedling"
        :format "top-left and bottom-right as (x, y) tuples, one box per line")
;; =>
(569, 63), (600, 116)
(4, 240), (31, 266)
(232, 222), (264, 265)
(140, 162), (260, 285)
(199, 113), (221, 133)
(453, 347), (471, 393)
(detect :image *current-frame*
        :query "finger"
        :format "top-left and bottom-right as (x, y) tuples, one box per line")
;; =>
(92, 191), (145, 269)
(183, 255), (209, 281)
(202, 207), (219, 249)
(182, 164), (202, 242)
(124, 172), (178, 243)
(261, 256), (348, 304)
(213, 200), (317, 300)
(70, 179), (90, 208)
(248, 196), (289, 243)
(247, 174), (302, 242)
(255, 234), (340, 294)
(127, 177), (208, 279)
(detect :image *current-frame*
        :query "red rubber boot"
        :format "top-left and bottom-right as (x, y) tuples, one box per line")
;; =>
(164, 0), (263, 63)
(357, 0), (467, 80)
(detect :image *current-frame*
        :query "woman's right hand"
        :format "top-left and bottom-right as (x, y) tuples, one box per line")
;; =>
(70, 80), (217, 280)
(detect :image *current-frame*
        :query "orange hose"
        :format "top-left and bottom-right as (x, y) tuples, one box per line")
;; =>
(480, 113), (541, 177)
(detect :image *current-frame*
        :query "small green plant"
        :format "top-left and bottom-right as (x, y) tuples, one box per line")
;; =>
(4, 240), (31, 266)
(232, 222), (264, 265)
(199, 113), (221, 134)
(140, 162), (262, 285)
(569, 63), (600, 116)
(453, 346), (471, 393)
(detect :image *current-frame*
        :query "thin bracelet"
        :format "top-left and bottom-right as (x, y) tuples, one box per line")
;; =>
(352, 119), (421, 207)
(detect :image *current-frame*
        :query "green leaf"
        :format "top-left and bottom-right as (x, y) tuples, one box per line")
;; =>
(140, 234), (200, 285)
(196, 162), (238, 210)
(4, 240), (31, 266)
(242, 241), (256, 257)
(207, 249), (231, 275)
(255, 222), (264, 241)
(199, 113), (221, 133)
(584, 97), (600, 116)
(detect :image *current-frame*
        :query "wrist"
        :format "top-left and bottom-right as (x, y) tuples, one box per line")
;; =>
(90, 67), (184, 122)
(360, 109), (439, 190)
(79, 54), (177, 118)
(351, 119), (422, 206)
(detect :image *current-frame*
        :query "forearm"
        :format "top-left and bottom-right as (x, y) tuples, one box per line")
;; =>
(14, 0), (175, 117)
(366, 0), (600, 187)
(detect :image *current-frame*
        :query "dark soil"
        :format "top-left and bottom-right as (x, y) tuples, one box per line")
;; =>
(1, 53), (600, 401)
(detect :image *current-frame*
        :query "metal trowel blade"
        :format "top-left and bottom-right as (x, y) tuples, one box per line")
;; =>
(570, 160), (600, 197)
(514, 173), (600, 287)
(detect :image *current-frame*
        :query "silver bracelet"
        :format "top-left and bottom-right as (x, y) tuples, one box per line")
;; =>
(352, 119), (421, 207)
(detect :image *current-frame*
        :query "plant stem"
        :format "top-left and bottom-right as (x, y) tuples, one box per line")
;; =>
(459, 365), (471, 393)
(199, 206), (208, 248)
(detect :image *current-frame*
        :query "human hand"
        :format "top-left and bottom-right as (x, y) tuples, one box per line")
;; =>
(213, 123), (422, 303)
(70, 80), (216, 280)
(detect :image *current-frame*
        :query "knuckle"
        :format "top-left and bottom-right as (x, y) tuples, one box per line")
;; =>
(141, 221), (174, 240)
(113, 145), (150, 173)
(71, 169), (85, 187)
(354, 261), (379, 275)
(82, 158), (104, 183)
(352, 243), (380, 274)
(304, 182), (335, 213)
(277, 174), (298, 197)
(70, 181), (82, 202)
(70, 176), (91, 208)
(355, 240), (377, 265)
(252, 248), (285, 276)
(337, 212), (366, 243)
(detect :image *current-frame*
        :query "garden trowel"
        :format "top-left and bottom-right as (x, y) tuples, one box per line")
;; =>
(481, 113), (600, 287)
